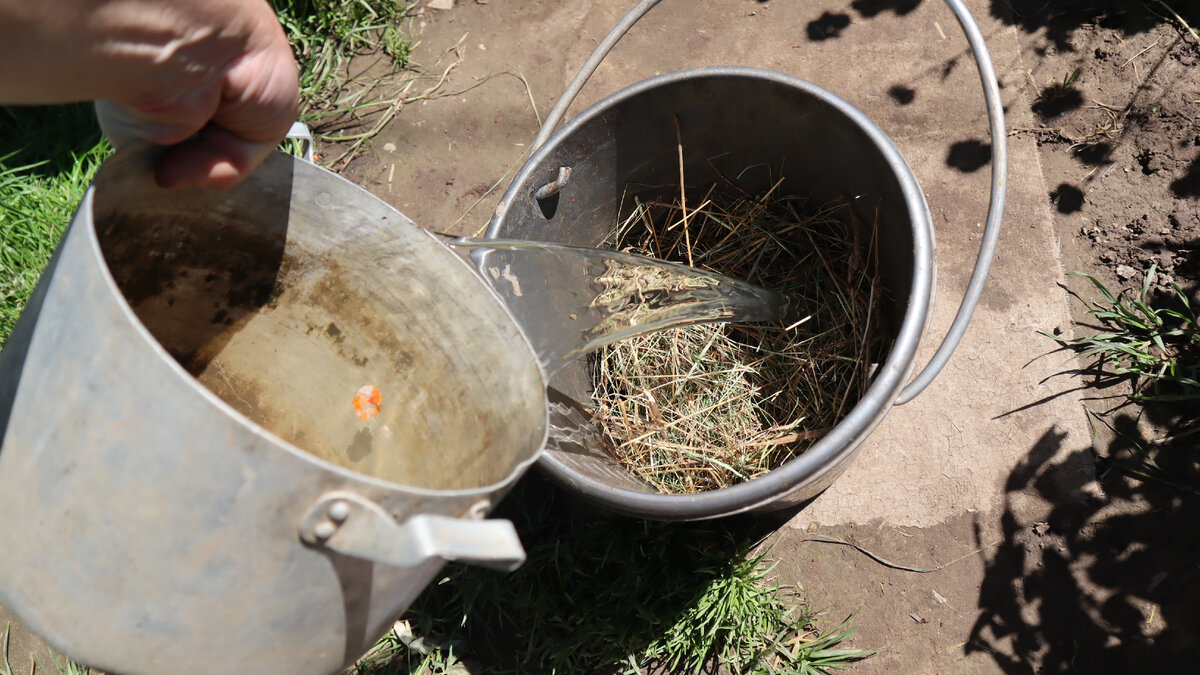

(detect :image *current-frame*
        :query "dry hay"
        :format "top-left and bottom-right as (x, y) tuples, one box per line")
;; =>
(589, 177), (888, 494)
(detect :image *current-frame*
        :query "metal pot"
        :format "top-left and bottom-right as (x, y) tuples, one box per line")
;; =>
(0, 146), (545, 675)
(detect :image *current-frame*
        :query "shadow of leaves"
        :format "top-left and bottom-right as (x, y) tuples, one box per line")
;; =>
(807, 11), (851, 41)
(989, 0), (1199, 52)
(851, 0), (923, 18)
(887, 85), (916, 105)
(1170, 155), (1200, 198)
(946, 139), (991, 173)
(968, 411), (1200, 671)
(1031, 87), (1084, 119)
(1050, 183), (1084, 214)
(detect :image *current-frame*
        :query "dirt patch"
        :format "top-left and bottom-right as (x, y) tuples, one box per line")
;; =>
(1007, 0), (1200, 302)
(759, 3), (1200, 673)
(961, 2), (1200, 672)
(767, 512), (1003, 674)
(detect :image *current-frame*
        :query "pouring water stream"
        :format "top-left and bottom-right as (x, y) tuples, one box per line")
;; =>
(447, 237), (798, 377)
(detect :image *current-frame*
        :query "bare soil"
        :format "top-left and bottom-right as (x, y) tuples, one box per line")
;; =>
(1018, 0), (1200, 302)
(954, 1), (1200, 672)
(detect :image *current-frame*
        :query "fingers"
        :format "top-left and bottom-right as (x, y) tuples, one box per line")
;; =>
(160, 56), (298, 189)
(153, 124), (279, 190)
(95, 88), (222, 148)
(214, 38), (300, 147)
(154, 27), (298, 190)
(94, 1), (299, 190)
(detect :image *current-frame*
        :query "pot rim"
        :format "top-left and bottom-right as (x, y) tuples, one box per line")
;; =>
(84, 146), (551, 500)
(489, 66), (935, 519)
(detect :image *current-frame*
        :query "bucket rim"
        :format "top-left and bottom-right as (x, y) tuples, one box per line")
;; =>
(82, 146), (551, 501)
(489, 66), (934, 519)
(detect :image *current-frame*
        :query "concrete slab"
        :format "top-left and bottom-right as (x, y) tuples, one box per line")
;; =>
(345, 1), (1096, 671)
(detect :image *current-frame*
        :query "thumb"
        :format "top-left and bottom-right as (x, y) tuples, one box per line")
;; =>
(96, 100), (270, 190)
(95, 89), (221, 147)
(153, 124), (280, 190)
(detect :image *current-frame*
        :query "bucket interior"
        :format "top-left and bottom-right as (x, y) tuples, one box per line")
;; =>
(497, 73), (921, 318)
(491, 70), (930, 510)
(89, 150), (547, 492)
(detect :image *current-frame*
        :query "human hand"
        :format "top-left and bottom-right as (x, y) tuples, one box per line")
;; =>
(1, 0), (299, 189)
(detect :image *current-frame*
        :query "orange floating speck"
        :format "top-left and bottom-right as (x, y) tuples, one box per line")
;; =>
(353, 385), (382, 420)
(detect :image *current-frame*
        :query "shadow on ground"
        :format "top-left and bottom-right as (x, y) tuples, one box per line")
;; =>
(994, 0), (1199, 177)
(969, 267), (1200, 671)
(968, 412), (1200, 671)
(990, 0), (1200, 51)
(1172, 155), (1200, 199)
(395, 473), (791, 674)
(806, 0), (927, 43)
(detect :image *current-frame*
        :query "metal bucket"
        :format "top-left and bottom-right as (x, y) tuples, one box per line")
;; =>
(0, 147), (546, 675)
(486, 0), (1006, 520)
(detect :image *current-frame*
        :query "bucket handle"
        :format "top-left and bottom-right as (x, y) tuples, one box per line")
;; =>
(284, 121), (317, 163)
(298, 492), (526, 572)
(526, 0), (1006, 405)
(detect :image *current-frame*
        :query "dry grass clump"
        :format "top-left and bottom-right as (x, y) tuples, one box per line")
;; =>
(589, 178), (888, 494)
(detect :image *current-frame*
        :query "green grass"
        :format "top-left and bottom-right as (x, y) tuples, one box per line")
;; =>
(1046, 265), (1200, 402)
(348, 476), (875, 675)
(1040, 67), (1080, 100)
(270, 1), (414, 124)
(270, 1), (427, 166)
(0, 104), (109, 346)
(349, 627), (465, 675)
(1047, 266), (1200, 495)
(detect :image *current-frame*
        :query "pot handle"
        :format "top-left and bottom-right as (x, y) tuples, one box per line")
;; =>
(298, 492), (526, 572)
(527, 0), (1006, 405)
(284, 121), (317, 163)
